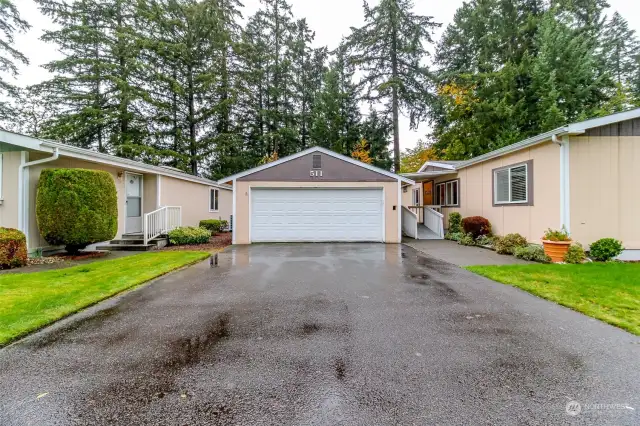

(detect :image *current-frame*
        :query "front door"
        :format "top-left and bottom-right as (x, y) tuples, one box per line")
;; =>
(125, 172), (143, 234)
(423, 181), (434, 206)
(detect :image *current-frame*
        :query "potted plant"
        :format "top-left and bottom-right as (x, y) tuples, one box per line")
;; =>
(541, 227), (572, 263)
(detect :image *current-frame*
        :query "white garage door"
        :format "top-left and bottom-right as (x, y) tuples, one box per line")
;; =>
(251, 188), (384, 242)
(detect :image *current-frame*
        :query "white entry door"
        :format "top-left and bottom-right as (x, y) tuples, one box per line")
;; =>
(250, 188), (384, 242)
(125, 172), (143, 234)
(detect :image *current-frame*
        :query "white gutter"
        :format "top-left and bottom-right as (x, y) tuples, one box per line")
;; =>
(18, 148), (59, 247)
(554, 134), (571, 232)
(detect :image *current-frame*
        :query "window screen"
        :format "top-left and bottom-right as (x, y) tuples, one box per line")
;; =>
(494, 163), (528, 204)
(312, 154), (322, 169)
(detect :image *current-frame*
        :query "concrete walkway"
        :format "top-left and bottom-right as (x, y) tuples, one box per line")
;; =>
(404, 238), (531, 266)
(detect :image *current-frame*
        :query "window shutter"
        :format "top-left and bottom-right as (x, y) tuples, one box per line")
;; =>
(495, 169), (510, 203)
(510, 165), (527, 202)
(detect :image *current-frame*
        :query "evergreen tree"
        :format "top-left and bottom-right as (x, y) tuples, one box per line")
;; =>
(601, 12), (639, 89)
(35, 0), (147, 154)
(0, 0), (29, 123)
(360, 109), (392, 170)
(346, 0), (440, 172)
(310, 44), (360, 155)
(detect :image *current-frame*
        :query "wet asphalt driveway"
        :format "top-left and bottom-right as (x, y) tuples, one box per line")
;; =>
(1, 244), (638, 425)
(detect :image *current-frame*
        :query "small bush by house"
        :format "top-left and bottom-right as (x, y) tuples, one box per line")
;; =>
(462, 216), (492, 239)
(514, 245), (551, 263)
(459, 233), (476, 246)
(494, 233), (528, 255)
(475, 234), (494, 247)
(36, 169), (118, 253)
(0, 228), (28, 269)
(168, 227), (211, 245)
(589, 238), (623, 262)
(445, 232), (464, 242)
(448, 212), (462, 234)
(564, 244), (587, 264)
(199, 219), (228, 235)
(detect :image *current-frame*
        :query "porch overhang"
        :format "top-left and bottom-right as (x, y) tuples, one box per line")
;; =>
(400, 170), (458, 182)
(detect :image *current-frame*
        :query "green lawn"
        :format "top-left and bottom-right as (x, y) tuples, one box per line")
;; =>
(466, 263), (640, 335)
(0, 251), (210, 346)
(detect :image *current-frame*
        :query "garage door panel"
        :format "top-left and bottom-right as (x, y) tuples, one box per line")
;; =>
(250, 188), (383, 242)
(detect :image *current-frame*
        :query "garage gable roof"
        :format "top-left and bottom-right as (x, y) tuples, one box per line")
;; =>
(218, 146), (415, 184)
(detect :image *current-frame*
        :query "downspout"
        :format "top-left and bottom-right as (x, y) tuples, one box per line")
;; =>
(18, 148), (60, 249)
(552, 134), (571, 232)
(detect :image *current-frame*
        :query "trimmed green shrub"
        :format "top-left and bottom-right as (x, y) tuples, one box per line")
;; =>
(0, 228), (28, 269)
(514, 245), (551, 263)
(475, 234), (495, 247)
(494, 233), (528, 255)
(448, 212), (462, 234)
(589, 238), (624, 262)
(36, 169), (118, 253)
(462, 216), (492, 238)
(445, 232), (464, 242)
(564, 243), (587, 264)
(168, 227), (211, 245)
(199, 219), (228, 235)
(459, 233), (476, 246)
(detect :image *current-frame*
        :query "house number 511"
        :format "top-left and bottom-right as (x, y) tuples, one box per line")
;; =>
(310, 170), (323, 177)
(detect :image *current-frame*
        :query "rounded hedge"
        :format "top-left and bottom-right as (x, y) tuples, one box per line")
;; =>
(589, 238), (623, 262)
(36, 168), (118, 253)
(0, 227), (28, 269)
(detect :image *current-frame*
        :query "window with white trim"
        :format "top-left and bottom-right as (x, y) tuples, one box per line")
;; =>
(209, 188), (219, 211)
(412, 189), (420, 205)
(435, 179), (459, 206)
(494, 163), (528, 204)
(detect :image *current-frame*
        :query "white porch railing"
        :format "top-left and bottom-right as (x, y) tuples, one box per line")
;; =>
(143, 206), (182, 245)
(423, 206), (445, 238)
(401, 206), (419, 239)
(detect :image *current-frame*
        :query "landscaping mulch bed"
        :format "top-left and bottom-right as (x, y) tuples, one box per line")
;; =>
(26, 251), (109, 267)
(56, 251), (110, 261)
(162, 232), (232, 252)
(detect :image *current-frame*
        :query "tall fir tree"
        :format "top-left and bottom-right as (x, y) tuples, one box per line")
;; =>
(345, 0), (440, 172)
(35, 0), (147, 154)
(0, 0), (30, 124)
(310, 44), (360, 155)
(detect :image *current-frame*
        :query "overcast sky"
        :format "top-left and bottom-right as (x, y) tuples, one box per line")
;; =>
(12, 0), (640, 150)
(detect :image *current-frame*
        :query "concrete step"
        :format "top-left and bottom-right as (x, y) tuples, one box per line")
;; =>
(110, 237), (166, 245)
(96, 244), (156, 252)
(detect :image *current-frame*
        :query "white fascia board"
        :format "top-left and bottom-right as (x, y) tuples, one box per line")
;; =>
(39, 141), (231, 190)
(0, 130), (50, 152)
(424, 161), (457, 170)
(455, 127), (568, 170)
(567, 108), (640, 133)
(218, 146), (415, 185)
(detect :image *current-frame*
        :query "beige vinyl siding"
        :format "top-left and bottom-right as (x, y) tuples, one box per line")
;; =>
(435, 141), (561, 242)
(160, 175), (232, 228)
(0, 151), (21, 229)
(234, 180), (401, 244)
(144, 174), (159, 213)
(570, 136), (640, 249)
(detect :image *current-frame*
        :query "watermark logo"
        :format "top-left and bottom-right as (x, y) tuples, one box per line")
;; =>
(566, 400), (582, 416)
(565, 399), (634, 416)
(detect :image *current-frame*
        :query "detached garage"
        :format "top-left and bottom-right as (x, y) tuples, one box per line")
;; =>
(219, 147), (414, 244)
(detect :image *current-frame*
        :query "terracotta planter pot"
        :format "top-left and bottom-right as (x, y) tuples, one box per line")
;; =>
(542, 240), (572, 263)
